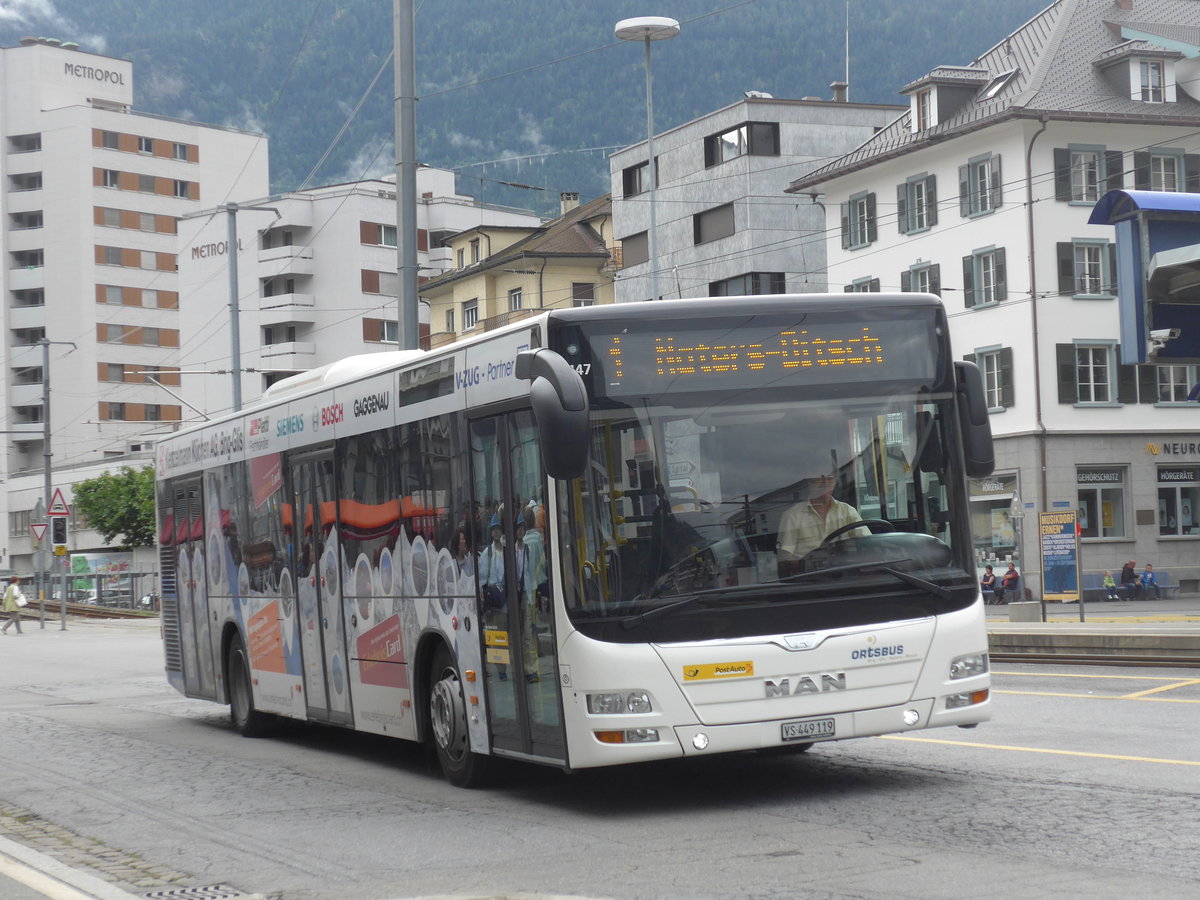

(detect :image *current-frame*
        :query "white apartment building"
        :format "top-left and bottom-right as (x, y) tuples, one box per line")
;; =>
(1, 38), (269, 579)
(609, 92), (903, 302)
(787, 0), (1200, 594)
(175, 169), (543, 417)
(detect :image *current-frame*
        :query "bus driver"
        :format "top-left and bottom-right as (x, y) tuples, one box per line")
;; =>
(777, 446), (866, 573)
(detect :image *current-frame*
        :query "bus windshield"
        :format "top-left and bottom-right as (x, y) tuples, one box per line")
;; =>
(560, 391), (976, 643)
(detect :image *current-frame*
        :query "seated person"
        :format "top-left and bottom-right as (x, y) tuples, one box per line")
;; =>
(1137, 564), (1161, 600)
(1103, 571), (1119, 601)
(980, 565), (997, 599)
(998, 562), (1020, 602)
(778, 464), (865, 574)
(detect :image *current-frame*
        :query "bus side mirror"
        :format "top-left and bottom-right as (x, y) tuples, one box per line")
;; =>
(954, 361), (995, 478)
(516, 348), (590, 480)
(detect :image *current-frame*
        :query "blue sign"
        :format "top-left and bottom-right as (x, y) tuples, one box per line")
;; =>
(1039, 510), (1079, 603)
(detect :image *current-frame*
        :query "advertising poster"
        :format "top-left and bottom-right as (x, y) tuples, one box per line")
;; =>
(1039, 510), (1079, 602)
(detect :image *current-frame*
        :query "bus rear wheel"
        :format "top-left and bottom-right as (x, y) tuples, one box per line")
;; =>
(429, 645), (489, 787)
(227, 633), (273, 737)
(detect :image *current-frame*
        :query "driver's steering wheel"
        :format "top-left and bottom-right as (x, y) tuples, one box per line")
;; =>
(818, 518), (895, 547)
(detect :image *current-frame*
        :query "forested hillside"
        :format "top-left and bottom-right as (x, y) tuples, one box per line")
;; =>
(2, 0), (1049, 213)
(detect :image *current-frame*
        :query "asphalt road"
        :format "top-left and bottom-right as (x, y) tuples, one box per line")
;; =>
(1, 618), (1198, 900)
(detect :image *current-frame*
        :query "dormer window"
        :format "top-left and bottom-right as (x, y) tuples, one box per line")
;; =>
(1139, 60), (1164, 102)
(914, 89), (933, 131)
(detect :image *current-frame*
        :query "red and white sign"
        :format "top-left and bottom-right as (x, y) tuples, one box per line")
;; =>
(31, 523), (47, 542)
(48, 488), (71, 516)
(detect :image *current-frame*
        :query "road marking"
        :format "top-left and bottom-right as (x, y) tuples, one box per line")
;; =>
(1123, 679), (1200, 698)
(880, 734), (1200, 766)
(993, 689), (1200, 703)
(0, 853), (93, 900)
(993, 670), (1193, 681)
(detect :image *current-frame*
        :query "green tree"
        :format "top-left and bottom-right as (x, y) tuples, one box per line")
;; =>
(71, 466), (157, 549)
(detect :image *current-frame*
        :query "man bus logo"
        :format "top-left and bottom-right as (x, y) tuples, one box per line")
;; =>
(764, 672), (847, 697)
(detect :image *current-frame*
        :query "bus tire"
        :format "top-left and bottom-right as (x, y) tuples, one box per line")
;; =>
(227, 633), (274, 738)
(429, 645), (489, 787)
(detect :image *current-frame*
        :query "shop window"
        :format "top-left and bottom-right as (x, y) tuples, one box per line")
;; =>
(1077, 468), (1126, 539)
(1157, 466), (1200, 537)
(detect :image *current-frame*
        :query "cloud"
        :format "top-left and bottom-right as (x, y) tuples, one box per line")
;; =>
(333, 137), (395, 183)
(0, 1), (107, 54)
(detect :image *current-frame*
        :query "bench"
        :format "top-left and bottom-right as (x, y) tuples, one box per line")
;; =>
(981, 576), (1021, 605)
(1082, 571), (1178, 601)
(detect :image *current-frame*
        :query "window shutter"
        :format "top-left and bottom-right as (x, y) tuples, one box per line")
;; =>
(869, 278), (880, 292)
(1053, 148), (1071, 200)
(962, 255), (975, 308)
(928, 263), (941, 297)
(959, 164), (970, 216)
(840, 202), (850, 249)
(995, 247), (1007, 301)
(1106, 150), (1125, 191)
(1117, 364), (1138, 404)
(1107, 243), (1117, 294)
(900, 270), (911, 292)
(866, 193), (877, 243)
(1057, 243), (1075, 295)
(844, 283), (854, 292)
(896, 183), (909, 234)
(999, 348), (1014, 408)
(989, 155), (1002, 207)
(1056, 344), (1077, 404)
(1184, 154), (1200, 193)
(1137, 365), (1158, 403)
(1133, 151), (1150, 190)
(925, 175), (938, 227)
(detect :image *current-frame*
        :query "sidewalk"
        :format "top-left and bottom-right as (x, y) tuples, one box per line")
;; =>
(986, 595), (1200, 662)
(0, 835), (145, 900)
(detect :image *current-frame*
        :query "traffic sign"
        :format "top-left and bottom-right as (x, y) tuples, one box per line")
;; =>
(48, 488), (71, 517)
(32, 523), (48, 542)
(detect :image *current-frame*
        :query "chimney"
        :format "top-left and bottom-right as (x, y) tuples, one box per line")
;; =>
(830, 80), (848, 103)
(560, 191), (580, 215)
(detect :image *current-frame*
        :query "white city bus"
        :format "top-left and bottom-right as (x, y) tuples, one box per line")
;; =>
(155, 294), (995, 786)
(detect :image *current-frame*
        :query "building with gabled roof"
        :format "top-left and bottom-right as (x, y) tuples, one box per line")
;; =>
(787, 0), (1200, 595)
(420, 193), (615, 347)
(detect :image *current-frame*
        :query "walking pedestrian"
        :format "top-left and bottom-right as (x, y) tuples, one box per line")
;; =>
(2, 575), (26, 634)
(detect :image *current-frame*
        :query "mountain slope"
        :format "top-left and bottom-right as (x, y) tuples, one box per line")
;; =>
(1, 0), (1050, 213)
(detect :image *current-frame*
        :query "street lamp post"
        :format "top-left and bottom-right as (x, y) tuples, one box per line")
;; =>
(615, 16), (679, 303)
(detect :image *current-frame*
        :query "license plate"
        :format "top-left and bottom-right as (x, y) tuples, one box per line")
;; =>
(781, 717), (835, 742)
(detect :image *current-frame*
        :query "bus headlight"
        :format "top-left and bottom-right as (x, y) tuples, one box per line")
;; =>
(587, 691), (653, 714)
(949, 652), (988, 680)
(945, 689), (989, 709)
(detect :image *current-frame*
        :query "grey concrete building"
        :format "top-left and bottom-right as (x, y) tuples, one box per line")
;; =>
(609, 92), (903, 302)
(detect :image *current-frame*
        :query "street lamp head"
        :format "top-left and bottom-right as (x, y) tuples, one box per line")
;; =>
(615, 16), (680, 42)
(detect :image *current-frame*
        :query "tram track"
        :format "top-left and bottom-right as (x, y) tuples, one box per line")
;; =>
(990, 651), (1200, 668)
(15, 602), (156, 621)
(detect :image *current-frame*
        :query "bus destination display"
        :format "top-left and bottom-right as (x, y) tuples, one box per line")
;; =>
(591, 317), (938, 396)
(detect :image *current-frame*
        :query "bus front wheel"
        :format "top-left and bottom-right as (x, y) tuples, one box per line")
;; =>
(429, 645), (489, 787)
(227, 634), (273, 737)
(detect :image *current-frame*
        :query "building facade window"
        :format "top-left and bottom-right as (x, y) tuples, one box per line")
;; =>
(962, 246), (1006, 307)
(102, 169), (120, 188)
(138, 136), (154, 154)
(104, 363), (125, 382)
(572, 283), (596, 307)
(508, 287), (523, 311)
(693, 203), (735, 245)
(703, 121), (780, 167)
(959, 153), (1001, 216)
(462, 299), (478, 330)
(913, 89), (933, 131)
(897, 174), (937, 234)
(1057, 343), (1117, 404)
(469, 238), (480, 264)
(969, 347), (1013, 410)
(380, 224), (397, 247)
(173, 180), (192, 199)
(444, 308), (454, 332)
(1054, 146), (1124, 202)
(621, 231), (648, 268)
(1133, 150), (1200, 192)
(1157, 466), (1199, 536)
(711, 272), (786, 296)
(900, 262), (941, 296)
(106, 402), (125, 420)
(1157, 365), (1197, 403)
(622, 159), (658, 197)
(1076, 468), (1127, 539)
(840, 191), (877, 249)
(843, 277), (881, 293)
(173, 142), (188, 161)
(139, 174), (156, 193)
(968, 473), (1020, 570)
(100, 130), (119, 149)
(1057, 241), (1115, 298)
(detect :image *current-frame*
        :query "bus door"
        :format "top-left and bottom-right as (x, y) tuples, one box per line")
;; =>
(289, 450), (353, 725)
(172, 477), (217, 699)
(470, 411), (565, 763)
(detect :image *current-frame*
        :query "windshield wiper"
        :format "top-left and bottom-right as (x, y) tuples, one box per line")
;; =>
(781, 557), (952, 601)
(619, 583), (760, 630)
